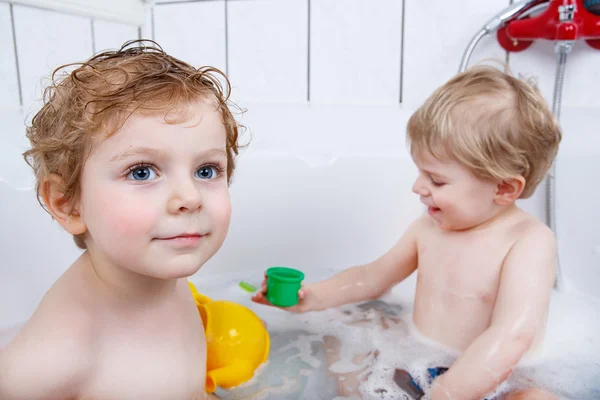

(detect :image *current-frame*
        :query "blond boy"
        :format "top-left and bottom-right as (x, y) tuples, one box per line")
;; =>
(0, 41), (237, 399)
(253, 66), (561, 399)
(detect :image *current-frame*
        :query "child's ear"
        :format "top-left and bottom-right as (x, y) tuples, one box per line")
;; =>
(41, 174), (87, 236)
(495, 176), (525, 205)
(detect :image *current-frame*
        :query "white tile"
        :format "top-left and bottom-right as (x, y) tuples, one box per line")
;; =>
(509, 40), (600, 109)
(310, 0), (403, 104)
(153, 1), (226, 72)
(561, 43), (600, 108)
(13, 5), (93, 118)
(140, 5), (153, 40)
(0, 109), (33, 191)
(227, 0), (308, 103)
(93, 19), (139, 53)
(403, 0), (507, 108)
(0, 4), (20, 110)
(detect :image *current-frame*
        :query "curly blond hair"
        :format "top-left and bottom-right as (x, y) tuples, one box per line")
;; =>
(407, 65), (562, 199)
(23, 40), (242, 249)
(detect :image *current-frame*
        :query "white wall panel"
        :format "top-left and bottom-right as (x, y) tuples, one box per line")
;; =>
(93, 19), (139, 53)
(0, 4), (21, 110)
(310, 0), (403, 104)
(7, 0), (145, 25)
(140, 5), (153, 40)
(13, 5), (92, 118)
(153, 1), (226, 72)
(228, 0), (308, 103)
(403, 0), (508, 108)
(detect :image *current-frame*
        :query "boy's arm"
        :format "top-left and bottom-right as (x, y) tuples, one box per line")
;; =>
(0, 326), (90, 400)
(252, 218), (421, 312)
(429, 226), (556, 400)
(298, 218), (421, 312)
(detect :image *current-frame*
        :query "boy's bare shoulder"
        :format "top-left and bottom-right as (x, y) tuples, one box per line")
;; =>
(511, 210), (556, 246)
(503, 210), (557, 278)
(409, 214), (439, 243)
(410, 214), (435, 233)
(0, 287), (96, 399)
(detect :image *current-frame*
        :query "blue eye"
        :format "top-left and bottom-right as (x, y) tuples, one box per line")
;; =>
(195, 166), (218, 180)
(127, 166), (157, 181)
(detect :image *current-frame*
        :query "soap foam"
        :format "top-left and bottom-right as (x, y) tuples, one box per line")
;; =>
(200, 274), (600, 400)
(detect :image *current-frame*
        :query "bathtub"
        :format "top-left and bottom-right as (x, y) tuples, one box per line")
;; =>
(1, 104), (599, 399)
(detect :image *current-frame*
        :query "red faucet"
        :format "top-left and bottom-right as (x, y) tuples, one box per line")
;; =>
(498, 0), (600, 51)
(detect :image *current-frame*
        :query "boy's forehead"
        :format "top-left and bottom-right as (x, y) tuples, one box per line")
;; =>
(88, 102), (226, 156)
(413, 151), (448, 169)
(88, 96), (220, 137)
(413, 151), (467, 175)
(143, 96), (220, 124)
(106, 98), (220, 132)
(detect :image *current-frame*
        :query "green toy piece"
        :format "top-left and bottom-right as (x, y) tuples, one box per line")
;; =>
(239, 281), (257, 293)
(266, 266), (305, 307)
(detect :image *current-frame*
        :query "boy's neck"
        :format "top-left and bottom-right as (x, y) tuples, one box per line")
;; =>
(79, 249), (179, 310)
(469, 203), (520, 232)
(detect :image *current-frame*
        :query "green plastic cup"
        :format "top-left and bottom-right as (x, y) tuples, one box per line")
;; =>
(266, 267), (305, 307)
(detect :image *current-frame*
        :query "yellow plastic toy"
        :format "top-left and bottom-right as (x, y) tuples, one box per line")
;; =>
(188, 281), (270, 393)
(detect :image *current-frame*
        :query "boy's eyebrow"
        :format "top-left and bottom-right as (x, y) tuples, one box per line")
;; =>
(109, 147), (227, 162)
(421, 168), (447, 179)
(201, 148), (227, 158)
(110, 147), (162, 162)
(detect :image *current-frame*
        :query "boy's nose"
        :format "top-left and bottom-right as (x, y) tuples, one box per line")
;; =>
(168, 176), (203, 213)
(412, 176), (429, 196)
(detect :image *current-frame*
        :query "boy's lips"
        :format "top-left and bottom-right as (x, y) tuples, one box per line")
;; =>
(420, 198), (440, 213)
(428, 206), (441, 215)
(154, 233), (207, 246)
(158, 233), (205, 240)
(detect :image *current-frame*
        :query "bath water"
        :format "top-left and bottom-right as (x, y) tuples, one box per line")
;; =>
(198, 271), (600, 400)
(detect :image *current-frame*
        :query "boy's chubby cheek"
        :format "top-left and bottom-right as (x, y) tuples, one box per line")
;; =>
(89, 187), (159, 237)
(213, 197), (232, 222)
(208, 195), (232, 234)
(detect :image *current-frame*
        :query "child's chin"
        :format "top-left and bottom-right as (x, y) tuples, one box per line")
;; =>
(163, 263), (204, 280)
(141, 260), (204, 280)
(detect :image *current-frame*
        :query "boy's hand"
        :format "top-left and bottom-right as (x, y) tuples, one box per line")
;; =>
(251, 273), (312, 313)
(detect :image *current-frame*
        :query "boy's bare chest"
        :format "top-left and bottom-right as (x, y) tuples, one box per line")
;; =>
(413, 234), (513, 348)
(417, 234), (510, 298)
(82, 310), (207, 399)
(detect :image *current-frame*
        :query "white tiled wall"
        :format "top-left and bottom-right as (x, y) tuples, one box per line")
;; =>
(92, 19), (138, 54)
(153, 1), (227, 73)
(12, 5), (93, 117)
(310, 0), (403, 104)
(227, 0), (308, 103)
(0, 3), (20, 110)
(1, 1), (599, 328)
(403, 0), (508, 107)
